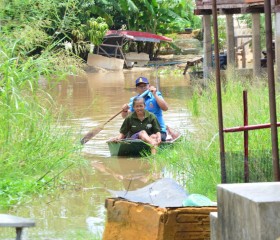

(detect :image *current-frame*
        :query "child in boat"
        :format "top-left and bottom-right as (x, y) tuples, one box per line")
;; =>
(113, 96), (161, 154)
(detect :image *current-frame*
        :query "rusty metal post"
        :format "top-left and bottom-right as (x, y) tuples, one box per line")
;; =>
(243, 91), (249, 182)
(212, 0), (226, 183)
(264, 0), (280, 181)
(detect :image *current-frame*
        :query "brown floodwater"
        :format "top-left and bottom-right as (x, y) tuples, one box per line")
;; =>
(2, 68), (196, 239)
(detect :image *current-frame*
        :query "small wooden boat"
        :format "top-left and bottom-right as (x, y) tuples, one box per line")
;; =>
(107, 127), (182, 157)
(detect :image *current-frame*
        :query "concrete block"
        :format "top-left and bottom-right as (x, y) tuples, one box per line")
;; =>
(125, 52), (149, 67)
(210, 212), (221, 240)
(218, 182), (280, 240)
(87, 53), (124, 70)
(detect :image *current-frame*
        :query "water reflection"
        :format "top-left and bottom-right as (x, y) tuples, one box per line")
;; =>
(90, 157), (160, 190)
(2, 69), (195, 239)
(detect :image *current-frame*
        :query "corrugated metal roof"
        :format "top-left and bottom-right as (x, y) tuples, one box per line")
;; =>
(106, 30), (172, 43)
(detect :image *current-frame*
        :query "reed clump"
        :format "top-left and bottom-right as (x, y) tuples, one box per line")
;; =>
(0, 39), (86, 209)
(149, 69), (279, 201)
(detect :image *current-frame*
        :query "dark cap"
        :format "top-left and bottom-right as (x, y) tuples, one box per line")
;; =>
(135, 77), (149, 86)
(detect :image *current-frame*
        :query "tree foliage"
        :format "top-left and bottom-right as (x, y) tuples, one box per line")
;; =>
(1, 0), (109, 59)
(93, 0), (201, 34)
(1, 0), (201, 59)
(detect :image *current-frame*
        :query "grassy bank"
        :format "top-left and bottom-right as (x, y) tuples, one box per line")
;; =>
(0, 38), (87, 209)
(150, 69), (279, 201)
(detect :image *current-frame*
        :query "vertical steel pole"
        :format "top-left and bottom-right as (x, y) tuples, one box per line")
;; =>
(264, 0), (280, 181)
(212, 0), (226, 183)
(155, 64), (160, 91)
(243, 91), (249, 182)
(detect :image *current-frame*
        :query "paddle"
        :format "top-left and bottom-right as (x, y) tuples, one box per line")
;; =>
(80, 89), (150, 144)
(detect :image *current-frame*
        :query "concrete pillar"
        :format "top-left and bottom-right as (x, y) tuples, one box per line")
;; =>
(252, 13), (261, 77)
(275, 12), (280, 82)
(203, 15), (212, 78)
(218, 182), (280, 240)
(226, 14), (235, 67)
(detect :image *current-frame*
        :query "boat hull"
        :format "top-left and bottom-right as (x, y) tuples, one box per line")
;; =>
(107, 134), (181, 157)
(108, 140), (151, 156)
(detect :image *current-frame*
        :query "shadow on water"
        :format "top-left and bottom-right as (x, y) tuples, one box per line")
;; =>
(2, 69), (196, 239)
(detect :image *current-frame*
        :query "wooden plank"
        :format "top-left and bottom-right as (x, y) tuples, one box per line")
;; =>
(235, 34), (252, 38)
(183, 57), (203, 75)
(217, 0), (247, 4)
(244, 0), (263, 3)
(194, 0), (268, 15)
(236, 39), (252, 50)
(188, 57), (203, 64)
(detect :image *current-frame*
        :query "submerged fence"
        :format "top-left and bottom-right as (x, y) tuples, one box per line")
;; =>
(225, 150), (274, 183)
(223, 90), (279, 183)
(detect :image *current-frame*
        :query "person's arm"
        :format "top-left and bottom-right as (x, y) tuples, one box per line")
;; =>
(116, 133), (125, 140)
(121, 103), (131, 118)
(111, 133), (125, 142)
(112, 116), (128, 142)
(149, 86), (168, 111)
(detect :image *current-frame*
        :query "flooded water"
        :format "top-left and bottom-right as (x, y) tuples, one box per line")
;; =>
(2, 68), (196, 239)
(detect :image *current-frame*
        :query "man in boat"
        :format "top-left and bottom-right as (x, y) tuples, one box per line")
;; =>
(121, 76), (168, 141)
(115, 97), (161, 154)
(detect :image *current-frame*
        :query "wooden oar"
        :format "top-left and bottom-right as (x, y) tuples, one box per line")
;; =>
(80, 110), (123, 144)
(80, 90), (149, 145)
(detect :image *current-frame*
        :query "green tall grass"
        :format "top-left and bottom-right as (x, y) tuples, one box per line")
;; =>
(0, 39), (86, 209)
(149, 69), (279, 201)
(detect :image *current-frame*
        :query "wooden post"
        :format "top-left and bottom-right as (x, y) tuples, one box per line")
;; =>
(252, 13), (261, 77)
(212, 0), (226, 183)
(275, 12), (280, 82)
(203, 15), (212, 78)
(226, 14), (235, 67)
(264, 0), (280, 181)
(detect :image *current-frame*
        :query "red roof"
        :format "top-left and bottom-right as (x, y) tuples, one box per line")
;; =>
(106, 30), (172, 43)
